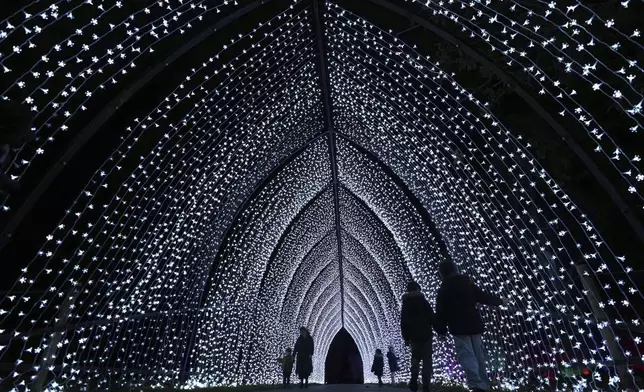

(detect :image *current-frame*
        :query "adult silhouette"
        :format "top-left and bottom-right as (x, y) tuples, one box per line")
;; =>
(293, 327), (314, 388)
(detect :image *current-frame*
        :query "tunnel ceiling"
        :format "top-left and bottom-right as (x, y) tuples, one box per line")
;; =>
(0, 0), (642, 391)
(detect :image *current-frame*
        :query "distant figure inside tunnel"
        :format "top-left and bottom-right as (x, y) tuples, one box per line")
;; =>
(324, 328), (364, 384)
(401, 280), (435, 392)
(435, 260), (506, 392)
(371, 349), (384, 387)
(387, 345), (400, 385)
(293, 327), (314, 388)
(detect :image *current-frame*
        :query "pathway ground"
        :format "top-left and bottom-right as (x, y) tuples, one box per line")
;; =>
(250, 384), (466, 392)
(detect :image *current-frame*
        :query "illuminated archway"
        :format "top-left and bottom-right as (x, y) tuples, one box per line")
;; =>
(0, 1), (641, 391)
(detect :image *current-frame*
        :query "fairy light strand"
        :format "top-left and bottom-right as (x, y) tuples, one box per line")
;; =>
(0, 0), (641, 391)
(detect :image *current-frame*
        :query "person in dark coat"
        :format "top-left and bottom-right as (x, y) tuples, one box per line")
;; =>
(386, 345), (399, 385)
(401, 281), (435, 392)
(277, 347), (294, 388)
(371, 349), (385, 386)
(293, 327), (314, 388)
(435, 261), (506, 392)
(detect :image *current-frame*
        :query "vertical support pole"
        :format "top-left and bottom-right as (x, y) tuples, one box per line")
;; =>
(575, 264), (634, 390)
(31, 290), (80, 392)
(312, 0), (344, 327)
(328, 132), (345, 327)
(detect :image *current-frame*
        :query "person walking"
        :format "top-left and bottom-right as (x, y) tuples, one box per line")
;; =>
(401, 281), (435, 392)
(386, 345), (400, 385)
(371, 349), (385, 387)
(293, 327), (314, 388)
(434, 261), (506, 392)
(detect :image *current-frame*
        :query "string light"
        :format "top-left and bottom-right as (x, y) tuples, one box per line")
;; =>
(406, 0), (643, 200)
(0, 0), (641, 391)
(0, 0), (241, 213)
(0, 4), (328, 390)
(328, 3), (641, 389)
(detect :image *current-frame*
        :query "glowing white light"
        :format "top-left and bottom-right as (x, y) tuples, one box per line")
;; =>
(0, 0), (640, 391)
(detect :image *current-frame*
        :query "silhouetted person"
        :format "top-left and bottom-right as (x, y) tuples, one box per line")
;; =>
(401, 281), (434, 392)
(371, 349), (384, 387)
(387, 345), (399, 385)
(277, 347), (294, 388)
(293, 327), (314, 388)
(435, 261), (506, 392)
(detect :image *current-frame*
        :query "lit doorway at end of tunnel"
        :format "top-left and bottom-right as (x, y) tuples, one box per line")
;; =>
(325, 328), (364, 384)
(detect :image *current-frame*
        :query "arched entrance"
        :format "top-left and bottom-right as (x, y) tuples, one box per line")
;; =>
(324, 328), (364, 384)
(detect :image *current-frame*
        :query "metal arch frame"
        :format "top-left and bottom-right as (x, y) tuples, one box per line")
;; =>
(178, 130), (327, 382)
(313, 0), (346, 327)
(337, 132), (454, 263)
(343, 276), (382, 335)
(255, 154), (434, 331)
(0, 0), (273, 250)
(257, 183), (333, 293)
(341, 256), (390, 338)
(279, 231), (336, 323)
(294, 260), (343, 341)
(340, 228), (399, 310)
(277, 187), (402, 329)
(362, 0), (644, 245)
(245, 131), (452, 339)
(196, 130), (327, 312)
(297, 263), (341, 331)
(273, 189), (402, 342)
(288, 231), (390, 334)
(310, 288), (343, 355)
(338, 183), (414, 277)
(3, 0), (639, 383)
(338, 185), (419, 313)
(339, 283), (379, 352)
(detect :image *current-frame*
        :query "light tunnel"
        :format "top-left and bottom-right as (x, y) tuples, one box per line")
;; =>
(0, 0), (642, 391)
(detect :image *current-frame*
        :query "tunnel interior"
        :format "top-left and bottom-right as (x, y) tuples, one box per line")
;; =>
(0, 0), (642, 391)
(324, 328), (364, 385)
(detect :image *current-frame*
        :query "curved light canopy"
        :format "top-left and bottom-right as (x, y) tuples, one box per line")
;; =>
(0, 0), (641, 391)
